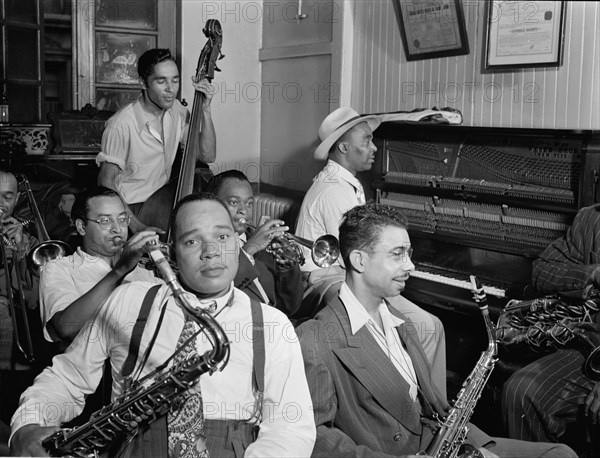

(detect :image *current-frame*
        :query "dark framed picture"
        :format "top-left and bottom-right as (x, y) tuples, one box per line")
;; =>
(393, 0), (470, 61)
(484, 0), (566, 70)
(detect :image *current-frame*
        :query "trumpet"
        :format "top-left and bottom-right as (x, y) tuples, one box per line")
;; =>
(138, 241), (177, 273)
(239, 218), (340, 268)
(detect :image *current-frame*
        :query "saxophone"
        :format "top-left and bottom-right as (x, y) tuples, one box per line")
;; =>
(42, 243), (231, 457)
(421, 276), (497, 458)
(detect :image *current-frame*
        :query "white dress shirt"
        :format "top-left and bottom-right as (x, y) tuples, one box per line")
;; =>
(96, 94), (188, 204)
(12, 283), (316, 457)
(39, 247), (161, 342)
(339, 283), (419, 401)
(295, 160), (365, 271)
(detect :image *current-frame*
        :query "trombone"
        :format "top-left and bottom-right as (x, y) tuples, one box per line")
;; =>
(0, 175), (73, 365)
(16, 174), (72, 276)
(0, 227), (35, 365)
(239, 218), (340, 268)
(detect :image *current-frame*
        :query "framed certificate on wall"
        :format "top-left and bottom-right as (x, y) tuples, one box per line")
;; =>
(393, 0), (470, 61)
(485, 1), (566, 70)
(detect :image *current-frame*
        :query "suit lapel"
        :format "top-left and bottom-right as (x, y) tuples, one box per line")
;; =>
(391, 306), (447, 416)
(329, 298), (422, 433)
(253, 258), (276, 304)
(234, 249), (263, 302)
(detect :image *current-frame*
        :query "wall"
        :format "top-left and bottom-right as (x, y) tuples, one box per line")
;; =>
(181, 0), (263, 179)
(349, 0), (600, 129)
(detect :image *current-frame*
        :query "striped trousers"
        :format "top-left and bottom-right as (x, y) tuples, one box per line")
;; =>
(502, 349), (598, 446)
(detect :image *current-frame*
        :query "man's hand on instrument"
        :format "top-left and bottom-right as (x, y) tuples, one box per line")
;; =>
(2, 216), (25, 246)
(10, 424), (59, 457)
(1, 216), (29, 258)
(585, 380), (600, 424)
(269, 240), (297, 270)
(192, 76), (216, 111)
(244, 216), (288, 257)
(114, 231), (160, 275)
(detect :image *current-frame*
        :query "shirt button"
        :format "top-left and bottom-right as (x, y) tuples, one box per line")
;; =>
(393, 432), (402, 441)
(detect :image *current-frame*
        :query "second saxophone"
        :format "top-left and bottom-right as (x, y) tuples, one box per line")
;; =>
(420, 276), (497, 458)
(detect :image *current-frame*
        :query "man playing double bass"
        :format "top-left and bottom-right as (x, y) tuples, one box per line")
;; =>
(97, 48), (217, 234)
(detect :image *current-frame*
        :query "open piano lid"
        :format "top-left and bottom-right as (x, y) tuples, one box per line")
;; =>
(372, 122), (600, 316)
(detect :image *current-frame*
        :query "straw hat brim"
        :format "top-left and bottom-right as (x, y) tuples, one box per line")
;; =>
(313, 115), (381, 161)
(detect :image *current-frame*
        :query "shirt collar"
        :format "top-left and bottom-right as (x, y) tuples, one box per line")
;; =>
(339, 282), (405, 335)
(132, 92), (175, 134)
(321, 159), (363, 191)
(74, 246), (109, 268)
(197, 282), (235, 316)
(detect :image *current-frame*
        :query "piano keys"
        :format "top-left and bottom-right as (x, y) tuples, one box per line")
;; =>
(372, 123), (600, 319)
(370, 122), (600, 423)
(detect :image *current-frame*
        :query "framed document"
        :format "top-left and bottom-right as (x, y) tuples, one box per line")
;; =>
(485, 1), (566, 70)
(393, 0), (469, 61)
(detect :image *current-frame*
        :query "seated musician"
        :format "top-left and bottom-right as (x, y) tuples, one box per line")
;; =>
(0, 170), (39, 371)
(503, 203), (600, 454)
(207, 170), (303, 318)
(97, 48), (217, 233)
(295, 107), (447, 397)
(297, 202), (575, 458)
(39, 186), (161, 344)
(10, 193), (315, 457)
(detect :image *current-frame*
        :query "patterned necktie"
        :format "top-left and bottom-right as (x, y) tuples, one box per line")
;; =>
(356, 184), (366, 205)
(167, 303), (214, 458)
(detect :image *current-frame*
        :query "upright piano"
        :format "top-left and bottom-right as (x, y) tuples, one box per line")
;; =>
(371, 122), (600, 431)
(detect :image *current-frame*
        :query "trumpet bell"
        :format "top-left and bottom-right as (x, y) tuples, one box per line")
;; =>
(27, 240), (72, 275)
(312, 234), (340, 268)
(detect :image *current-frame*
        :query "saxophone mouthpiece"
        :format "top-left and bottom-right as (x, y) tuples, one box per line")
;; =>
(469, 275), (483, 292)
(470, 275), (489, 310)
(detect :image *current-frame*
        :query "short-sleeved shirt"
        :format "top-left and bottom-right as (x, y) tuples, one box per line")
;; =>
(39, 247), (161, 342)
(96, 94), (188, 204)
(295, 160), (365, 271)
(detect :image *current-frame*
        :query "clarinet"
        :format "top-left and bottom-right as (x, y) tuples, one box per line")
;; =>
(421, 276), (498, 458)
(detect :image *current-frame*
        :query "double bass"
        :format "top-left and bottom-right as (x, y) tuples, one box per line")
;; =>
(137, 20), (224, 240)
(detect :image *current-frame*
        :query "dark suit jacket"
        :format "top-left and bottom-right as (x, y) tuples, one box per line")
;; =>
(297, 295), (488, 457)
(234, 248), (303, 317)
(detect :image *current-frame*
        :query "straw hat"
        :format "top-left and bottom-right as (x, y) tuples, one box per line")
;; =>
(314, 107), (381, 161)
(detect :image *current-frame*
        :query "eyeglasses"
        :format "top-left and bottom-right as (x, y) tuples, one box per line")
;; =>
(86, 215), (131, 230)
(367, 247), (414, 262)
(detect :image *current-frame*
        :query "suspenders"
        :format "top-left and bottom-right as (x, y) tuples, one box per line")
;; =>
(122, 284), (162, 379)
(122, 287), (266, 423)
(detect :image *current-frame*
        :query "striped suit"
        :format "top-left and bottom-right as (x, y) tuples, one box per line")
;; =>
(503, 204), (600, 452)
(297, 295), (575, 457)
(532, 204), (600, 293)
(502, 350), (596, 444)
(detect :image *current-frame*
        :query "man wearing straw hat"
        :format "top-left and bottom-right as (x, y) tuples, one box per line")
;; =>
(295, 107), (447, 397)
